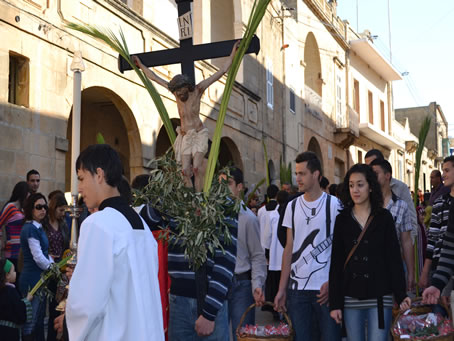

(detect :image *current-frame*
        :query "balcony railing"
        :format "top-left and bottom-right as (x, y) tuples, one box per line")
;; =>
(335, 105), (359, 137)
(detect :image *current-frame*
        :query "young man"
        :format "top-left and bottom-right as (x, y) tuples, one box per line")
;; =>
(167, 180), (238, 341)
(220, 167), (267, 341)
(133, 42), (239, 191)
(419, 156), (454, 290)
(274, 152), (341, 341)
(63, 144), (164, 341)
(429, 170), (450, 206)
(371, 159), (415, 290)
(26, 169), (40, 194)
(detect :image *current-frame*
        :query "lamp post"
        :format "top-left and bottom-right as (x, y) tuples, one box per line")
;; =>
(68, 51), (85, 265)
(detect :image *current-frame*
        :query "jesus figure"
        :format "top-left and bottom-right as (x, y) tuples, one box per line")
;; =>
(133, 41), (239, 191)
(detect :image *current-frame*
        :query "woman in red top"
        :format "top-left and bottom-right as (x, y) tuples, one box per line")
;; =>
(0, 182), (29, 267)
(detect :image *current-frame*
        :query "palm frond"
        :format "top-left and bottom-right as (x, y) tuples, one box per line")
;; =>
(203, 0), (271, 194)
(66, 23), (176, 144)
(413, 116), (432, 207)
(262, 139), (270, 187)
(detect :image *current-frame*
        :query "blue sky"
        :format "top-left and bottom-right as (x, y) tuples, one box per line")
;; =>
(337, 0), (454, 137)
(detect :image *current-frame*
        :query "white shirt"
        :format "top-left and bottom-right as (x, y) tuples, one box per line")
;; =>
(282, 192), (341, 291)
(28, 220), (53, 270)
(261, 206), (284, 271)
(66, 207), (164, 341)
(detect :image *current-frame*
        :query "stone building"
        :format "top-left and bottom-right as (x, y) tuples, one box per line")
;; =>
(0, 0), (442, 204)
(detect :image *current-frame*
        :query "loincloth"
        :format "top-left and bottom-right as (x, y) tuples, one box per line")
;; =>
(174, 126), (208, 162)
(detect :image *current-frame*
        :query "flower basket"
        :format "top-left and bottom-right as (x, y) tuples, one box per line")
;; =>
(392, 297), (454, 340)
(236, 302), (294, 341)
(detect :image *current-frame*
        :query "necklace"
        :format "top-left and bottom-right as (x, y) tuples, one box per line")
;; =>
(299, 193), (326, 224)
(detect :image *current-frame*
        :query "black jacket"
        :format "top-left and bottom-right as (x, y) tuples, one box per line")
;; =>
(329, 207), (407, 311)
(0, 285), (28, 341)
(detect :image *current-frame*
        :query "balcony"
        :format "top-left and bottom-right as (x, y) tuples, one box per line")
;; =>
(334, 105), (359, 149)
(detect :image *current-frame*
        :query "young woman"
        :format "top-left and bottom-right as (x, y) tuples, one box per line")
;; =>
(0, 181), (29, 266)
(329, 164), (411, 341)
(44, 193), (69, 341)
(19, 193), (53, 341)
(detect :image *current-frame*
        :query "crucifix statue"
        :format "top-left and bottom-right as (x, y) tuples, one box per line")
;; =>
(119, 0), (260, 192)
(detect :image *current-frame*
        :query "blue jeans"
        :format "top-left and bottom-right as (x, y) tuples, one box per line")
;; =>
(22, 295), (46, 338)
(228, 278), (255, 341)
(343, 306), (392, 341)
(169, 294), (229, 341)
(287, 289), (341, 341)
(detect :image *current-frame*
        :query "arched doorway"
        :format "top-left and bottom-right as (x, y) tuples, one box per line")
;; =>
(307, 137), (323, 173)
(155, 118), (180, 157)
(219, 137), (243, 170)
(65, 87), (142, 191)
(304, 32), (323, 97)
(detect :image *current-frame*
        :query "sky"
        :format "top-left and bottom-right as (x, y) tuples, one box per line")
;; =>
(337, 0), (454, 137)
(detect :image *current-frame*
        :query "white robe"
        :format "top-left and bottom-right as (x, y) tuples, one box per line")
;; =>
(66, 207), (164, 341)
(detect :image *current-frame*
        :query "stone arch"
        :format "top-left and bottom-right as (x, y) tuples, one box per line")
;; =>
(155, 118), (180, 157)
(219, 136), (243, 171)
(304, 32), (323, 97)
(65, 86), (142, 190)
(307, 136), (324, 173)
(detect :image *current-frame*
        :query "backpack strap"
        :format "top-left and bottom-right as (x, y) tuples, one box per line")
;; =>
(291, 198), (297, 240)
(325, 194), (331, 238)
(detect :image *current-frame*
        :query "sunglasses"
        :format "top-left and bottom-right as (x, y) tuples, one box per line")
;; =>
(34, 204), (48, 211)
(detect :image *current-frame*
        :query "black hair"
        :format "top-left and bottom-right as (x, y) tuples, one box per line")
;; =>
(118, 176), (132, 205)
(320, 176), (329, 189)
(131, 174), (151, 191)
(0, 258), (7, 288)
(23, 192), (48, 221)
(276, 190), (289, 206)
(295, 151), (322, 175)
(328, 183), (338, 196)
(266, 184), (279, 199)
(228, 166), (244, 185)
(26, 169), (40, 181)
(443, 156), (454, 168)
(340, 163), (383, 214)
(6, 181), (29, 210)
(370, 158), (393, 176)
(335, 182), (343, 198)
(431, 170), (442, 179)
(76, 144), (123, 188)
(365, 149), (384, 161)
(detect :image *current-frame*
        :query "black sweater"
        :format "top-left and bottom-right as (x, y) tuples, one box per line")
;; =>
(0, 285), (30, 341)
(329, 207), (407, 311)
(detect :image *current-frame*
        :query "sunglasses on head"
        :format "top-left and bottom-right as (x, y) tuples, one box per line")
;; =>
(34, 204), (48, 211)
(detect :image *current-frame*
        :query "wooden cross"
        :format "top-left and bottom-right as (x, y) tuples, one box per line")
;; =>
(118, 0), (260, 84)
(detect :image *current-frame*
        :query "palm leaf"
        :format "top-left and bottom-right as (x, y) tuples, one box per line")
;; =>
(246, 177), (266, 206)
(413, 116), (432, 207)
(203, 0), (272, 194)
(262, 139), (270, 187)
(66, 23), (176, 144)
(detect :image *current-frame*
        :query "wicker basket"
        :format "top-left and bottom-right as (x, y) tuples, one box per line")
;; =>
(236, 301), (294, 341)
(392, 297), (454, 341)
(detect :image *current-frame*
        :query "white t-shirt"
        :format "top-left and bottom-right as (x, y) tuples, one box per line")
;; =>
(282, 192), (341, 291)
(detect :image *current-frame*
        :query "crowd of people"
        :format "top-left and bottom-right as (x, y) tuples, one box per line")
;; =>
(1, 144), (454, 341)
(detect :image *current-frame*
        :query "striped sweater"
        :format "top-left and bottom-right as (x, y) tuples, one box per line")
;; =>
(431, 195), (454, 291)
(425, 194), (453, 262)
(168, 214), (238, 321)
(0, 203), (24, 259)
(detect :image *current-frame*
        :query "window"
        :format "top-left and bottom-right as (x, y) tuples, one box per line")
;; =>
(368, 90), (373, 124)
(336, 73), (343, 126)
(289, 88), (295, 113)
(353, 79), (360, 114)
(380, 100), (385, 132)
(266, 59), (273, 109)
(8, 53), (29, 108)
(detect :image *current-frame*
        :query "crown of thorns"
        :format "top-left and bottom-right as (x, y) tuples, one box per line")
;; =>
(168, 74), (195, 93)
